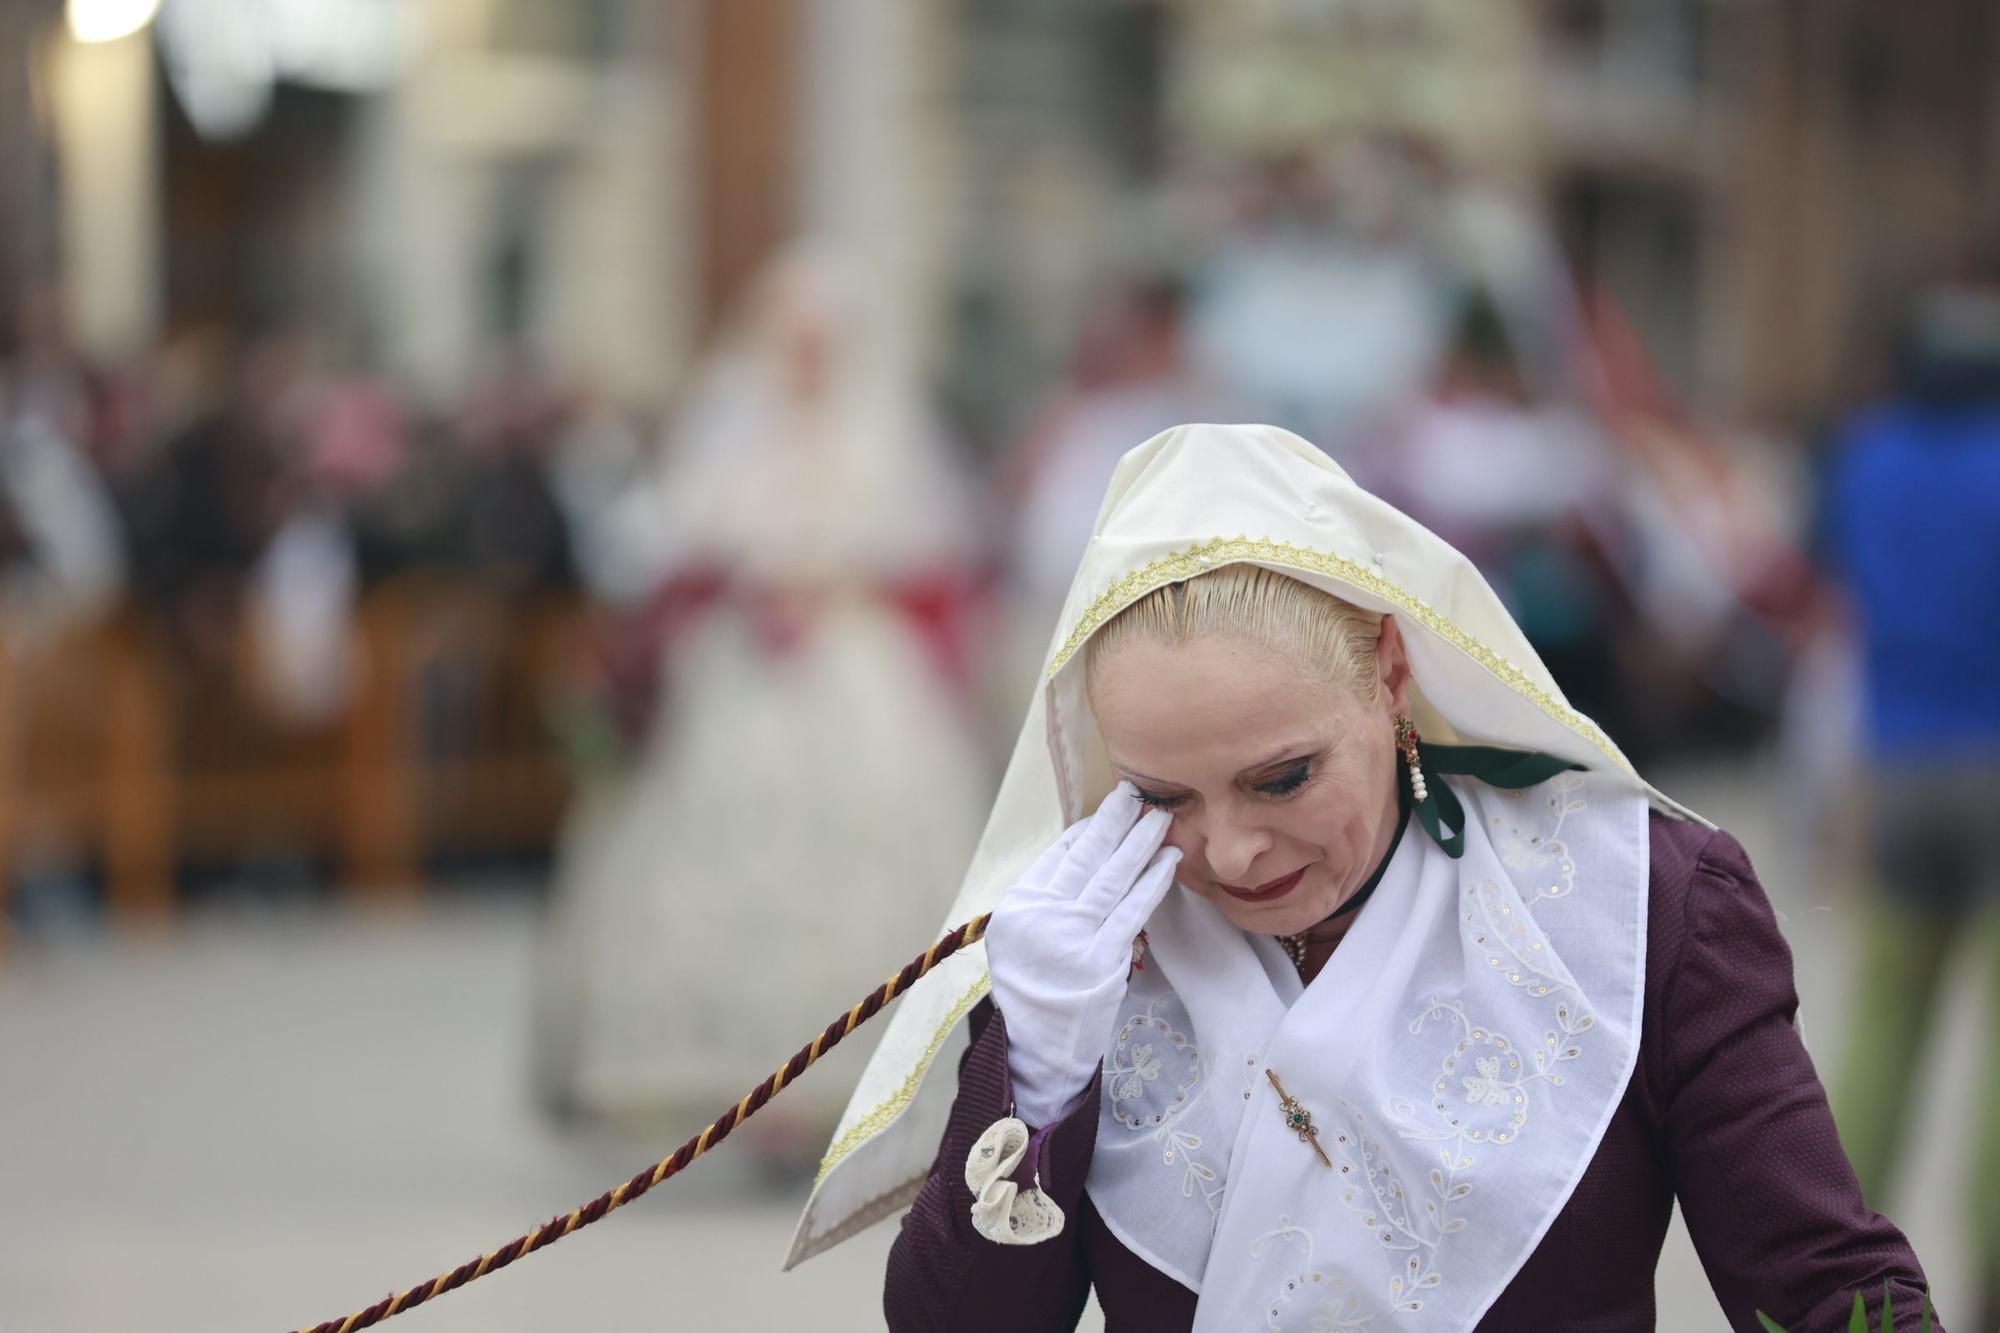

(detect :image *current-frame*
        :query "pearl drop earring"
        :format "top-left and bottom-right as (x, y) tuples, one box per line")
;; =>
(1395, 713), (1426, 803)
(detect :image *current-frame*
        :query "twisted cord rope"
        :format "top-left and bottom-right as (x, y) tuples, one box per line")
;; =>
(291, 913), (991, 1333)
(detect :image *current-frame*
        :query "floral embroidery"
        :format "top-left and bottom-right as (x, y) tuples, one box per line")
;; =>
(1109, 1001), (1197, 1126)
(1324, 1100), (1450, 1314)
(1108, 996), (1225, 1215)
(1490, 772), (1586, 907)
(1462, 1057), (1508, 1107)
(1250, 1220), (1374, 1329)
(1317, 777), (1598, 1317)
(1109, 1042), (1164, 1103)
(1468, 880), (1579, 998)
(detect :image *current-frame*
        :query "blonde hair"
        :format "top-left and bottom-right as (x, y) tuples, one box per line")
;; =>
(1084, 565), (1386, 697)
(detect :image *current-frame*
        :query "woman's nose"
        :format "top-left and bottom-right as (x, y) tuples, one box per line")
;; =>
(1202, 817), (1272, 885)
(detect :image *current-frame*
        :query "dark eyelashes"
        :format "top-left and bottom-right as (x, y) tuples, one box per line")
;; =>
(1256, 763), (1311, 797)
(1131, 761), (1313, 811)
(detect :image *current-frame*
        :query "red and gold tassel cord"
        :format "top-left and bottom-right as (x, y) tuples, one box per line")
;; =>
(291, 912), (992, 1333)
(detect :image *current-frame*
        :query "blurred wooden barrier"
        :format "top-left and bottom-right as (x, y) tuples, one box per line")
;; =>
(0, 582), (584, 942)
(0, 610), (171, 942)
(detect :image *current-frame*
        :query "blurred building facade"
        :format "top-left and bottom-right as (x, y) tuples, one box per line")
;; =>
(5, 0), (2000, 920)
(1536, 0), (2000, 424)
(11, 0), (1999, 434)
(6, 0), (963, 409)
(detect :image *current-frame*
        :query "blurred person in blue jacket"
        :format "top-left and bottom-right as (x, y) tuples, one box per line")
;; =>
(1825, 269), (2000, 1331)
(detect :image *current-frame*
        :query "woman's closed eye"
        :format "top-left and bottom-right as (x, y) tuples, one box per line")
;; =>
(1130, 760), (1314, 811)
(1253, 760), (1312, 798)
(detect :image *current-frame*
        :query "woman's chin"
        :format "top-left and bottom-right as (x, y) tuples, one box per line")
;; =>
(1222, 894), (1339, 938)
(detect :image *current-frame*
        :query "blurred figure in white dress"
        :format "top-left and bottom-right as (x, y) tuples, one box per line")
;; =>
(534, 247), (994, 1165)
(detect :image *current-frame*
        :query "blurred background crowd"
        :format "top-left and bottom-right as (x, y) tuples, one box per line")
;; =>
(2, 1), (1997, 1329)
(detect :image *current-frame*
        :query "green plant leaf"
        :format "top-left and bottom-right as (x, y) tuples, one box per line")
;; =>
(1758, 1282), (1934, 1331)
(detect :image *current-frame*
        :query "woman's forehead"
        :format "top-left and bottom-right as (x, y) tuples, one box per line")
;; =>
(1088, 629), (1332, 703)
(1090, 635), (1361, 770)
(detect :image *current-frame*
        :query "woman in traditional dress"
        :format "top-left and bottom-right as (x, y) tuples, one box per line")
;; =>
(533, 248), (992, 1149)
(785, 423), (1937, 1328)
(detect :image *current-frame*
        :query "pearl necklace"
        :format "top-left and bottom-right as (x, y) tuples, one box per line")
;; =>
(1280, 932), (1310, 977)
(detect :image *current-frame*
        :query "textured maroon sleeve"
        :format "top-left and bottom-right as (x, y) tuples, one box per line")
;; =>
(883, 999), (1103, 1333)
(1660, 827), (1942, 1331)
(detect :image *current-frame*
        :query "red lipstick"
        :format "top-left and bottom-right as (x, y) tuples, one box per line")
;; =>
(1218, 867), (1305, 904)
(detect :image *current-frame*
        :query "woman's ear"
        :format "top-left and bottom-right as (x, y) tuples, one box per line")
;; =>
(1376, 615), (1413, 715)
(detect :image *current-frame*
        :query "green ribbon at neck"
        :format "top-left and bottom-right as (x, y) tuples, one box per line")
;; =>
(1327, 782), (1412, 921)
(1292, 744), (1583, 941)
(1410, 744), (1585, 860)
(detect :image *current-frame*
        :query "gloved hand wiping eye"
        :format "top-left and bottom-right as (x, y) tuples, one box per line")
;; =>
(983, 782), (1182, 1127)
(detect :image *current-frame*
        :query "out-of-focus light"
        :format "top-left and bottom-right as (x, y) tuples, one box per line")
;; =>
(65, 0), (162, 43)
(154, 0), (415, 141)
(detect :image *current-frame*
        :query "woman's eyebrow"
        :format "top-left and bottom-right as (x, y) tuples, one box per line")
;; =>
(1238, 745), (1321, 776)
(1113, 743), (1323, 788)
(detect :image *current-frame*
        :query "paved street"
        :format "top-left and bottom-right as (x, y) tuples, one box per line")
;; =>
(0, 761), (1985, 1331)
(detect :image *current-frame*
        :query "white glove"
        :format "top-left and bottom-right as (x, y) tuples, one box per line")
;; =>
(984, 783), (1181, 1127)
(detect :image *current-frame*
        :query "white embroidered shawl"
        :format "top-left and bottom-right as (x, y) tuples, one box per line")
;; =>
(1090, 766), (1647, 1328)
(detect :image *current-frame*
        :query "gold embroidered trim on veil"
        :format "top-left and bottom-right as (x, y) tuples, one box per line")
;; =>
(1049, 536), (1632, 773)
(814, 974), (991, 1184)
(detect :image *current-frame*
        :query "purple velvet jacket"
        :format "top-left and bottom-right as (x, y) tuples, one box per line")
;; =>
(885, 815), (1940, 1331)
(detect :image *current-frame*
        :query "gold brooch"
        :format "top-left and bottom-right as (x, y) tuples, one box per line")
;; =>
(1266, 1068), (1332, 1169)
